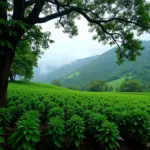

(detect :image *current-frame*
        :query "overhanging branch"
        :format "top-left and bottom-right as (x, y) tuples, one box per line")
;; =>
(37, 8), (73, 23)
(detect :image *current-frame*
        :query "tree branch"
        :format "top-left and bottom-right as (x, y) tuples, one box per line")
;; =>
(37, 8), (73, 23)
(24, 0), (45, 25)
(24, 0), (36, 10)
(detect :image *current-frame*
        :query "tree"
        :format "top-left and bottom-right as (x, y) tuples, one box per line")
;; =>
(88, 80), (107, 92)
(9, 41), (37, 81)
(51, 80), (62, 86)
(0, 0), (150, 105)
(120, 80), (143, 92)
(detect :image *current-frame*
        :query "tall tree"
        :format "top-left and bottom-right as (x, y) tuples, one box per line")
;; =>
(10, 24), (53, 81)
(0, 0), (150, 106)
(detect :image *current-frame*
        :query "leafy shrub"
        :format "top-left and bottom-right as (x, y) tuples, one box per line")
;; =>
(125, 109), (149, 140)
(66, 115), (85, 148)
(47, 116), (65, 149)
(95, 121), (121, 150)
(48, 107), (64, 119)
(8, 110), (40, 150)
(0, 108), (12, 129)
(86, 112), (106, 135)
(64, 104), (76, 120)
(0, 128), (4, 150)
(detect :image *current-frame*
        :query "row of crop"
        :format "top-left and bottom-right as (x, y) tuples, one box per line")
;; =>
(1, 102), (150, 149)
(0, 109), (122, 150)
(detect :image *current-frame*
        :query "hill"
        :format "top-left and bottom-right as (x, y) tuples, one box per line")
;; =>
(33, 55), (99, 83)
(61, 41), (150, 89)
(34, 41), (150, 90)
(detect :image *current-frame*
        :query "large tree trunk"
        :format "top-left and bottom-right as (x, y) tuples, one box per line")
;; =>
(0, 46), (15, 106)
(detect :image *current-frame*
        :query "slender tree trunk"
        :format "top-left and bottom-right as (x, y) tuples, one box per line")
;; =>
(0, 46), (14, 106)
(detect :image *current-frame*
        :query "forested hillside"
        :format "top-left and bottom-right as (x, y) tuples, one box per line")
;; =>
(33, 55), (99, 83)
(62, 41), (150, 88)
(49, 41), (150, 88)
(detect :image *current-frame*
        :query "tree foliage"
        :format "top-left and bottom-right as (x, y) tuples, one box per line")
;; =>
(9, 24), (53, 81)
(120, 80), (143, 92)
(0, 0), (150, 62)
(10, 41), (37, 81)
(1, 0), (150, 105)
(51, 80), (62, 86)
(88, 80), (108, 92)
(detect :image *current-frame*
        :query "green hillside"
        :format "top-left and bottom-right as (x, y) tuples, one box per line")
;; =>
(36, 55), (99, 83)
(34, 41), (150, 90)
(61, 41), (150, 89)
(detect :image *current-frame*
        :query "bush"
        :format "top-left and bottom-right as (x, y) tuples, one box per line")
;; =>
(66, 115), (85, 148)
(0, 128), (4, 150)
(47, 116), (65, 148)
(8, 110), (40, 150)
(120, 80), (143, 92)
(0, 108), (12, 129)
(95, 121), (121, 150)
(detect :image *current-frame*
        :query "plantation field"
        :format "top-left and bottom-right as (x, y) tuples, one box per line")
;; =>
(1, 82), (150, 150)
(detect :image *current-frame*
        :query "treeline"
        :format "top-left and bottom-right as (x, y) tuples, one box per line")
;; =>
(51, 79), (150, 92)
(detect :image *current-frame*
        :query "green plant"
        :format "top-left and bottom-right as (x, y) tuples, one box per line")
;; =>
(95, 121), (121, 150)
(48, 107), (64, 119)
(66, 115), (85, 148)
(47, 116), (65, 149)
(86, 112), (106, 135)
(126, 109), (149, 141)
(0, 108), (12, 129)
(0, 128), (4, 150)
(8, 110), (40, 150)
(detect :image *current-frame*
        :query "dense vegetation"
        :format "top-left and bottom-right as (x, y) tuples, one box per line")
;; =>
(2, 0), (150, 105)
(1, 82), (150, 149)
(36, 41), (150, 90)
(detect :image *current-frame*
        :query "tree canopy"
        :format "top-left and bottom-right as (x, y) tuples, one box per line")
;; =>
(88, 80), (108, 92)
(9, 24), (54, 81)
(120, 80), (143, 92)
(10, 41), (37, 81)
(1, 0), (150, 62)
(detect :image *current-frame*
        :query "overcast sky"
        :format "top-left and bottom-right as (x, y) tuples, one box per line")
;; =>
(38, 17), (150, 73)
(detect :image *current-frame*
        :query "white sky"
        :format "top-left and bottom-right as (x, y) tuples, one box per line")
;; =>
(38, 17), (150, 72)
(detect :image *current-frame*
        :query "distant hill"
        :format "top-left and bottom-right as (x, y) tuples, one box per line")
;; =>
(34, 41), (150, 89)
(33, 55), (99, 83)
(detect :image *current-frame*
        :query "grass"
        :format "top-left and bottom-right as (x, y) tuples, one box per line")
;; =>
(67, 71), (80, 79)
(107, 76), (126, 91)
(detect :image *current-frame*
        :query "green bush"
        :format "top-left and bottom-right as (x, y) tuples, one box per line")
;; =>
(86, 112), (106, 135)
(0, 128), (4, 150)
(66, 115), (85, 148)
(47, 116), (65, 149)
(48, 107), (64, 119)
(95, 121), (121, 150)
(0, 108), (12, 129)
(8, 110), (40, 150)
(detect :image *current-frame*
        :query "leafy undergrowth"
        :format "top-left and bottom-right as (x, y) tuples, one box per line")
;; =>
(1, 82), (150, 150)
